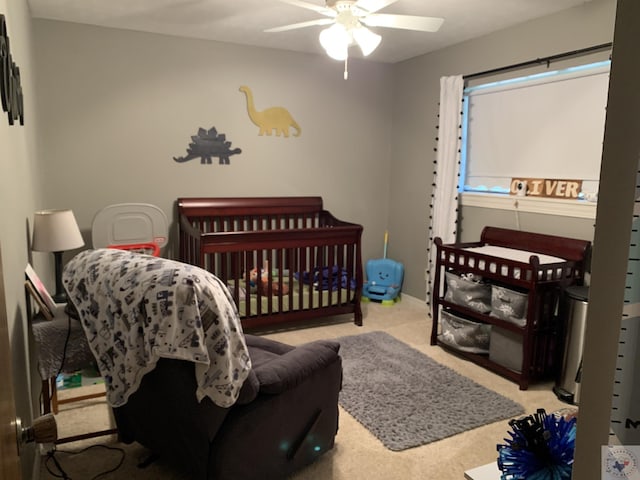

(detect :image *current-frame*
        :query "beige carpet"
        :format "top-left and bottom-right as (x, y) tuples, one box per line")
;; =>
(40, 297), (568, 479)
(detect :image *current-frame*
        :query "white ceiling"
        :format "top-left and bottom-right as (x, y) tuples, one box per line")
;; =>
(27, 0), (593, 63)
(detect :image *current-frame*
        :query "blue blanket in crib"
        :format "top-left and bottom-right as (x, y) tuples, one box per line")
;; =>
(295, 265), (356, 291)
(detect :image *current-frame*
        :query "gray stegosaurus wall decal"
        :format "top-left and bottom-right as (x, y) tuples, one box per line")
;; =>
(173, 127), (241, 165)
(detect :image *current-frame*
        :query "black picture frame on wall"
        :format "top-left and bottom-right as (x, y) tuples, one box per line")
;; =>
(0, 15), (8, 110)
(0, 13), (25, 126)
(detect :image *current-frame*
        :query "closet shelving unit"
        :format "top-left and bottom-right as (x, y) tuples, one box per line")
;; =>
(430, 226), (591, 390)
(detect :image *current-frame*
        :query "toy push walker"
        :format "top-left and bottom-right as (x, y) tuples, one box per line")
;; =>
(362, 231), (404, 305)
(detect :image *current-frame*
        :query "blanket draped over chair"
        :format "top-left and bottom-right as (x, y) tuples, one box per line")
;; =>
(62, 248), (251, 408)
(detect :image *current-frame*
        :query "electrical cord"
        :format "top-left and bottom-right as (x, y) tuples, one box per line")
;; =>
(54, 312), (73, 382)
(43, 306), (124, 480)
(44, 448), (70, 479)
(36, 306), (72, 412)
(45, 444), (126, 480)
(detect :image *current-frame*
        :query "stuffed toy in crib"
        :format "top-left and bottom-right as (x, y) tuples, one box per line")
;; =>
(250, 261), (289, 295)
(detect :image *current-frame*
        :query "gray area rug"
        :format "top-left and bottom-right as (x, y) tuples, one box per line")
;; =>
(337, 331), (524, 451)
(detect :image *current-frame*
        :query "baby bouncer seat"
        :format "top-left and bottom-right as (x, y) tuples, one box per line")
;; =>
(362, 258), (404, 305)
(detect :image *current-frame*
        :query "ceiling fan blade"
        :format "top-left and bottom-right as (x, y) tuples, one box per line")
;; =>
(362, 14), (444, 32)
(265, 18), (334, 33)
(354, 0), (399, 14)
(275, 0), (336, 17)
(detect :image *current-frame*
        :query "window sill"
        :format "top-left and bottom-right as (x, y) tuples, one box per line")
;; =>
(460, 192), (597, 219)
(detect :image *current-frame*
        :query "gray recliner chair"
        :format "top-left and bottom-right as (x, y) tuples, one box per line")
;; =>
(113, 334), (342, 480)
(63, 248), (343, 479)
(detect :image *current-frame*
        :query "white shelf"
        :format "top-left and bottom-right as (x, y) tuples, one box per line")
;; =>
(464, 462), (500, 480)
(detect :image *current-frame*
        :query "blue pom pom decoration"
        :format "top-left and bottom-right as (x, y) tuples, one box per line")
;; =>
(497, 408), (577, 480)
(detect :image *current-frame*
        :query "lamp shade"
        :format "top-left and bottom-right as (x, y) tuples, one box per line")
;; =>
(353, 26), (381, 57)
(32, 209), (85, 253)
(319, 24), (350, 61)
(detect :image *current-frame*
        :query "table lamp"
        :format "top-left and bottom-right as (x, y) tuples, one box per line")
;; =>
(32, 209), (85, 303)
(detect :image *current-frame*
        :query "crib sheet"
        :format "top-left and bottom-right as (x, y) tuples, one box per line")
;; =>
(228, 279), (354, 317)
(460, 245), (567, 279)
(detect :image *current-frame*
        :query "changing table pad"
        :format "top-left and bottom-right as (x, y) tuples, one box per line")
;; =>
(464, 245), (565, 264)
(62, 248), (251, 408)
(461, 245), (567, 279)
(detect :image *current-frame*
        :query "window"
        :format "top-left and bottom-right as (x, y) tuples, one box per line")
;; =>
(461, 61), (611, 200)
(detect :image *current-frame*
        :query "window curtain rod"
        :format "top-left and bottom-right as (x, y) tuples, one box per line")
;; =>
(463, 42), (612, 81)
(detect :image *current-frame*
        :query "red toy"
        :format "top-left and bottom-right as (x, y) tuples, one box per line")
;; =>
(250, 261), (289, 296)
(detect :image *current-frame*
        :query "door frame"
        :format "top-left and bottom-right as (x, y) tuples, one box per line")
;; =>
(0, 243), (22, 479)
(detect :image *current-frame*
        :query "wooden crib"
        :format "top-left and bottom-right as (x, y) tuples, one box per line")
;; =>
(178, 197), (363, 330)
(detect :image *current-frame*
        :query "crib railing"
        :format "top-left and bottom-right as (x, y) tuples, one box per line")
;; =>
(178, 197), (363, 329)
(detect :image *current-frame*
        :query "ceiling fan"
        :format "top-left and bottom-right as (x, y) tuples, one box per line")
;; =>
(266, 0), (444, 70)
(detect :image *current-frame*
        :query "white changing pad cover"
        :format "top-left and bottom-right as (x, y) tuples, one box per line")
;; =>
(457, 245), (567, 279)
(62, 248), (251, 408)
(463, 245), (566, 265)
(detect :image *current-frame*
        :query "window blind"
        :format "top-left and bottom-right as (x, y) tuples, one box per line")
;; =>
(463, 62), (610, 196)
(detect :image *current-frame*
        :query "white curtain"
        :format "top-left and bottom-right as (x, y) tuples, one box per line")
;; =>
(426, 75), (464, 308)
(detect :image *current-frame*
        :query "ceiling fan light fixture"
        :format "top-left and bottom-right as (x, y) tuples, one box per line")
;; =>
(319, 23), (350, 61)
(352, 25), (381, 56)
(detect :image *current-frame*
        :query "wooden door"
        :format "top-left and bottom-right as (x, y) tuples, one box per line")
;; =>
(0, 244), (22, 479)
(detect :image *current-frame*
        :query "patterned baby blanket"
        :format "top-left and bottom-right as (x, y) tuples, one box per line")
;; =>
(62, 248), (251, 408)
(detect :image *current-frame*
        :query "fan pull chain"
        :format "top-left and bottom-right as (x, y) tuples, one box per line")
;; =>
(344, 57), (349, 80)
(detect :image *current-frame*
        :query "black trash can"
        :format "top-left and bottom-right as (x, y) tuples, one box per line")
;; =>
(554, 285), (589, 405)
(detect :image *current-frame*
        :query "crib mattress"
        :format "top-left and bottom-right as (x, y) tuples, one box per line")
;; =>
(229, 279), (354, 317)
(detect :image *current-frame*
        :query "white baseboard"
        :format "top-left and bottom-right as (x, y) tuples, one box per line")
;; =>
(32, 442), (57, 479)
(399, 293), (427, 308)
(32, 452), (41, 480)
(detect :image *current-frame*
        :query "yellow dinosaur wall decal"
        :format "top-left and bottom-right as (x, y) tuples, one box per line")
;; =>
(239, 85), (301, 138)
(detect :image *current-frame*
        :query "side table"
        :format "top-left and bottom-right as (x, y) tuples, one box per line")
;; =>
(30, 304), (116, 443)
(31, 305), (99, 412)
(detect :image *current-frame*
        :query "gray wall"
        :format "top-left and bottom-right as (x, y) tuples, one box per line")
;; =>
(458, 207), (596, 244)
(389, 0), (616, 299)
(32, 20), (394, 271)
